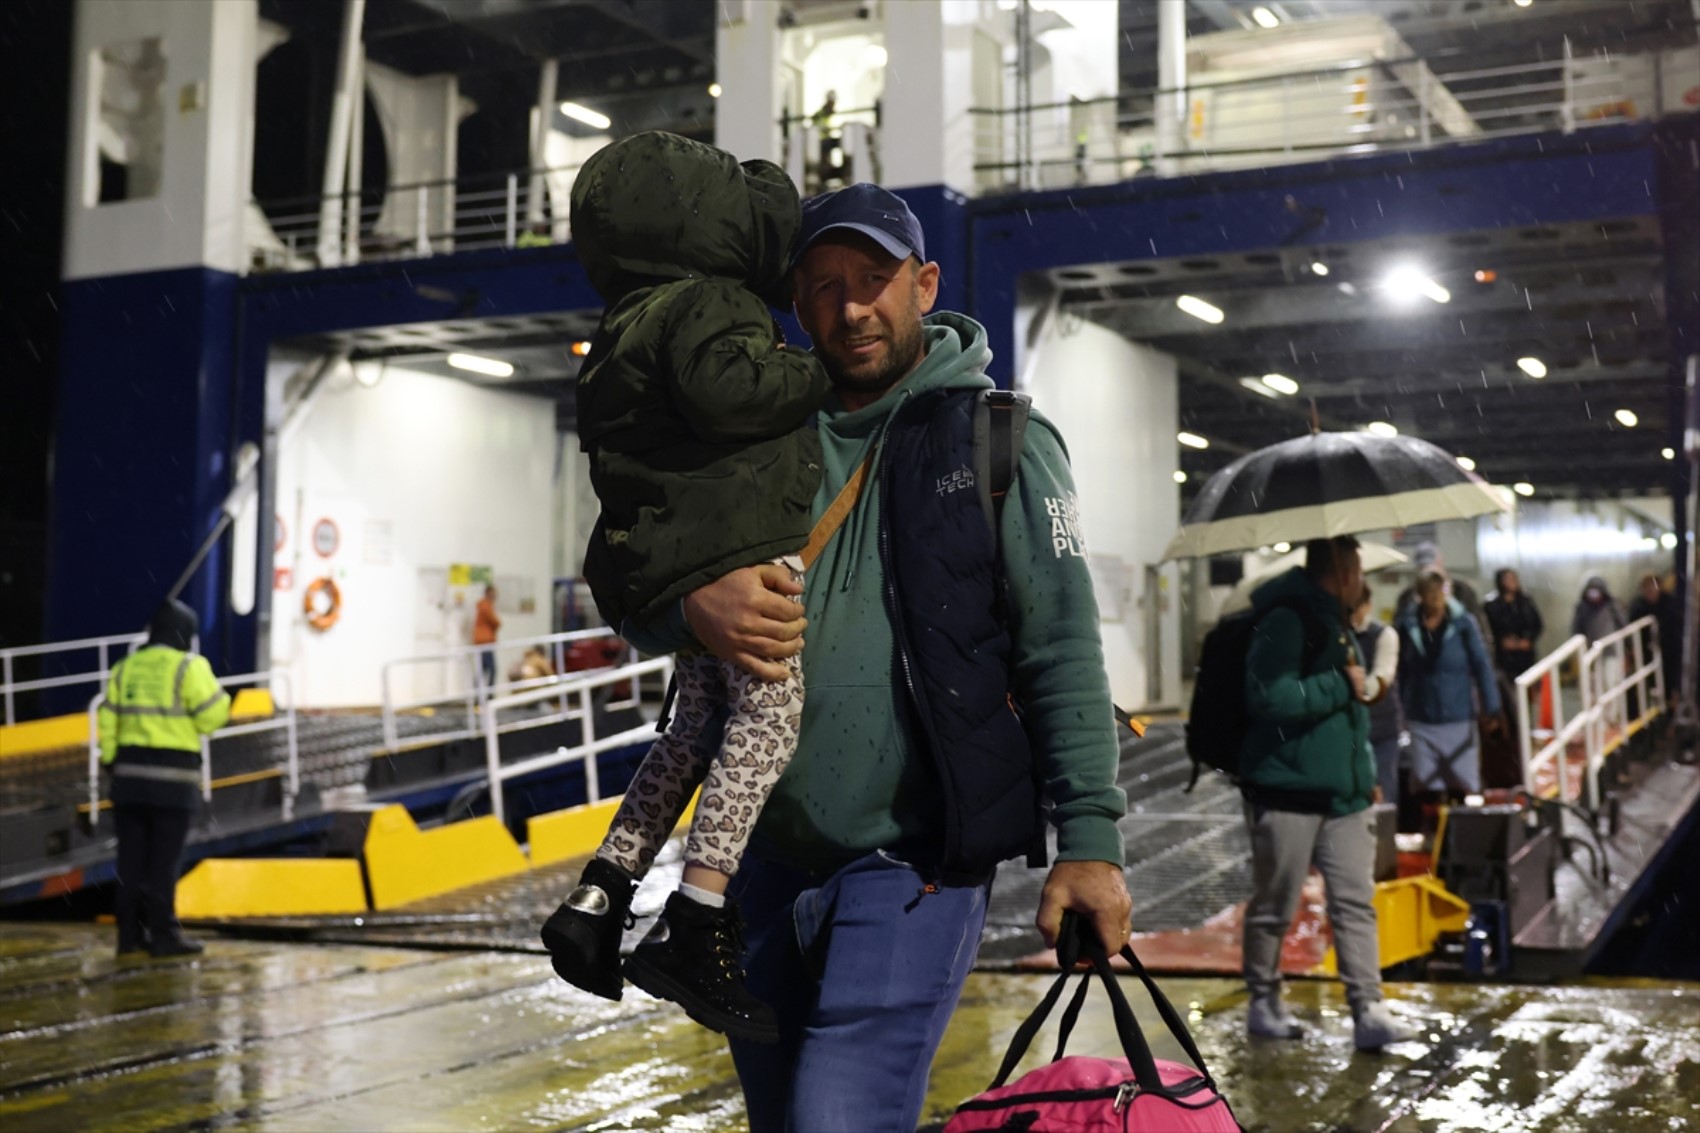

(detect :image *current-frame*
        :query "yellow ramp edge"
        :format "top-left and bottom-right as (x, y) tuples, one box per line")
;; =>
(526, 790), (698, 867)
(363, 804), (530, 909)
(229, 688), (275, 721)
(176, 859), (367, 919)
(0, 713), (90, 760)
(1319, 874), (1472, 975)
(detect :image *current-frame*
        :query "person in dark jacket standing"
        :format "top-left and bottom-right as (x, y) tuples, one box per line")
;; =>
(616, 184), (1131, 1131)
(1629, 573), (1681, 710)
(97, 600), (230, 958)
(1483, 568), (1543, 678)
(1241, 537), (1417, 1052)
(1398, 569), (1503, 802)
(541, 132), (830, 1042)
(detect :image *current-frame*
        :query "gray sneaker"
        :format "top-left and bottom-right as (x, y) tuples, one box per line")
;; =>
(1246, 994), (1304, 1039)
(1353, 1001), (1419, 1050)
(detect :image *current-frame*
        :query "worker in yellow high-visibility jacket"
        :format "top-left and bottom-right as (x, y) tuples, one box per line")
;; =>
(98, 599), (230, 958)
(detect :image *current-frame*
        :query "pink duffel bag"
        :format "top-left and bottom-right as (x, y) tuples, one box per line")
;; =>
(946, 914), (1241, 1132)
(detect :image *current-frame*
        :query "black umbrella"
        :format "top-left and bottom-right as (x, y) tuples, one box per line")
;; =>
(1162, 431), (1509, 560)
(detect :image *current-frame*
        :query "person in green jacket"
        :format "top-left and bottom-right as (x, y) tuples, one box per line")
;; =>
(540, 131), (830, 1043)
(1240, 536), (1417, 1051)
(630, 184), (1132, 1130)
(98, 599), (230, 958)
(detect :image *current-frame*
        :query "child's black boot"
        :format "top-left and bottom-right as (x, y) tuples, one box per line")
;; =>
(540, 857), (636, 1000)
(623, 892), (778, 1043)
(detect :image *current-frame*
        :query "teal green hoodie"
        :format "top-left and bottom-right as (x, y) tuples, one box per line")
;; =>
(624, 312), (1126, 873)
(753, 311), (1126, 873)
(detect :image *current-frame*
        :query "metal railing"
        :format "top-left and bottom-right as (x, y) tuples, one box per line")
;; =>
(1514, 634), (1591, 805)
(251, 163), (586, 273)
(379, 628), (634, 752)
(1577, 616), (1665, 808)
(3, 632), (147, 726)
(969, 42), (1678, 192)
(86, 669), (300, 828)
(1514, 617), (1665, 808)
(482, 655), (673, 825)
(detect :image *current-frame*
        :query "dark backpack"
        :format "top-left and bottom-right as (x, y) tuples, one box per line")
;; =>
(1185, 598), (1328, 791)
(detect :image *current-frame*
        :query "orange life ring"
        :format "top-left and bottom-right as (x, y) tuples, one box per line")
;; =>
(304, 576), (341, 631)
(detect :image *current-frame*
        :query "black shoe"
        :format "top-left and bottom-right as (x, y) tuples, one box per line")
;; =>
(149, 935), (204, 958)
(622, 892), (778, 1044)
(541, 857), (636, 1001)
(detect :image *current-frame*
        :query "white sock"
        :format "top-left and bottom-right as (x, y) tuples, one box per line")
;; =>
(679, 882), (726, 909)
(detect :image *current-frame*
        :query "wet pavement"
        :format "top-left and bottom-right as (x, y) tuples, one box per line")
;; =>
(3, 920), (1697, 1131)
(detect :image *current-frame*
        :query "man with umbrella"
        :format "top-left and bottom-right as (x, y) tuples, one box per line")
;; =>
(1167, 429), (1505, 1052)
(1239, 535), (1417, 1051)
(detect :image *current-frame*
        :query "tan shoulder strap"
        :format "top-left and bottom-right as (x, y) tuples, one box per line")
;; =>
(800, 451), (874, 570)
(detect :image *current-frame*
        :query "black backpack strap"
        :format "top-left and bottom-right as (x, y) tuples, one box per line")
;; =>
(973, 389), (1031, 535)
(973, 389), (1045, 868)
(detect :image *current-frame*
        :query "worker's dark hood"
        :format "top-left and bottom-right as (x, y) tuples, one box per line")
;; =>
(148, 599), (198, 650)
(569, 131), (800, 307)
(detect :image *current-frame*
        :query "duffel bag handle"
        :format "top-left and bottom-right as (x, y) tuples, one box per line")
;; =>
(989, 913), (1217, 1096)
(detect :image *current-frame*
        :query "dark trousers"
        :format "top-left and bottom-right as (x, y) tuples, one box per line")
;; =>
(114, 804), (193, 951)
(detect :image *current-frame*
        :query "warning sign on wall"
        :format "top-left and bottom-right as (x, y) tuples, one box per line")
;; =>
(312, 517), (340, 558)
(274, 567), (293, 591)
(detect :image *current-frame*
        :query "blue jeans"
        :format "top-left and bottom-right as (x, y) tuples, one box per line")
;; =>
(727, 849), (990, 1132)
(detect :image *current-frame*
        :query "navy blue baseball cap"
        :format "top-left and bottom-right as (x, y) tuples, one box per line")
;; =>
(794, 183), (926, 267)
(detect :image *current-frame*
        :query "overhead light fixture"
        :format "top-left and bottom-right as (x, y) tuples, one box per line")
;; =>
(1176, 295), (1225, 324)
(1240, 376), (1281, 398)
(559, 101), (611, 130)
(1640, 536), (1659, 550)
(1383, 265), (1449, 305)
(1614, 408), (1639, 428)
(1662, 531), (1679, 550)
(1474, 269), (1497, 283)
(1310, 261), (1329, 277)
(1366, 421), (1399, 438)
(1273, 541), (1291, 553)
(1456, 455), (1477, 471)
(1251, 5), (1280, 28)
(447, 352), (514, 378)
(1177, 431), (1210, 449)
(708, 82), (723, 98)
(1513, 481), (1535, 497)
(1514, 0), (1533, 7)
(863, 43), (888, 67)
(1261, 373), (1300, 396)
(570, 340), (592, 357)
(1173, 470), (1188, 484)
(1663, 447), (1676, 460)
(1516, 356), (1547, 379)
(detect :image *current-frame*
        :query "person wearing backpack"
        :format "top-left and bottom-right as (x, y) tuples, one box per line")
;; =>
(620, 184), (1131, 1130)
(1240, 536), (1418, 1052)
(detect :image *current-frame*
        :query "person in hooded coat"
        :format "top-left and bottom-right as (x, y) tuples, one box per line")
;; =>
(540, 131), (830, 1043)
(97, 600), (230, 958)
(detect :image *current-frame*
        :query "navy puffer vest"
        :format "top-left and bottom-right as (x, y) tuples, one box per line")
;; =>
(880, 388), (1043, 878)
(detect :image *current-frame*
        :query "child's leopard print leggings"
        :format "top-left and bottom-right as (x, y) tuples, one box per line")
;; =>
(595, 563), (805, 879)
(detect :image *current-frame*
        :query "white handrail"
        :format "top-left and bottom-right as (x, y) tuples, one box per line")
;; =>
(481, 656), (672, 825)
(380, 628), (631, 750)
(1577, 616), (1664, 808)
(1514, 619), (1667, 808)
(3, 632), (147, 726)
(1514, 634), (1588, 803)
(86, 669), (300, 827)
